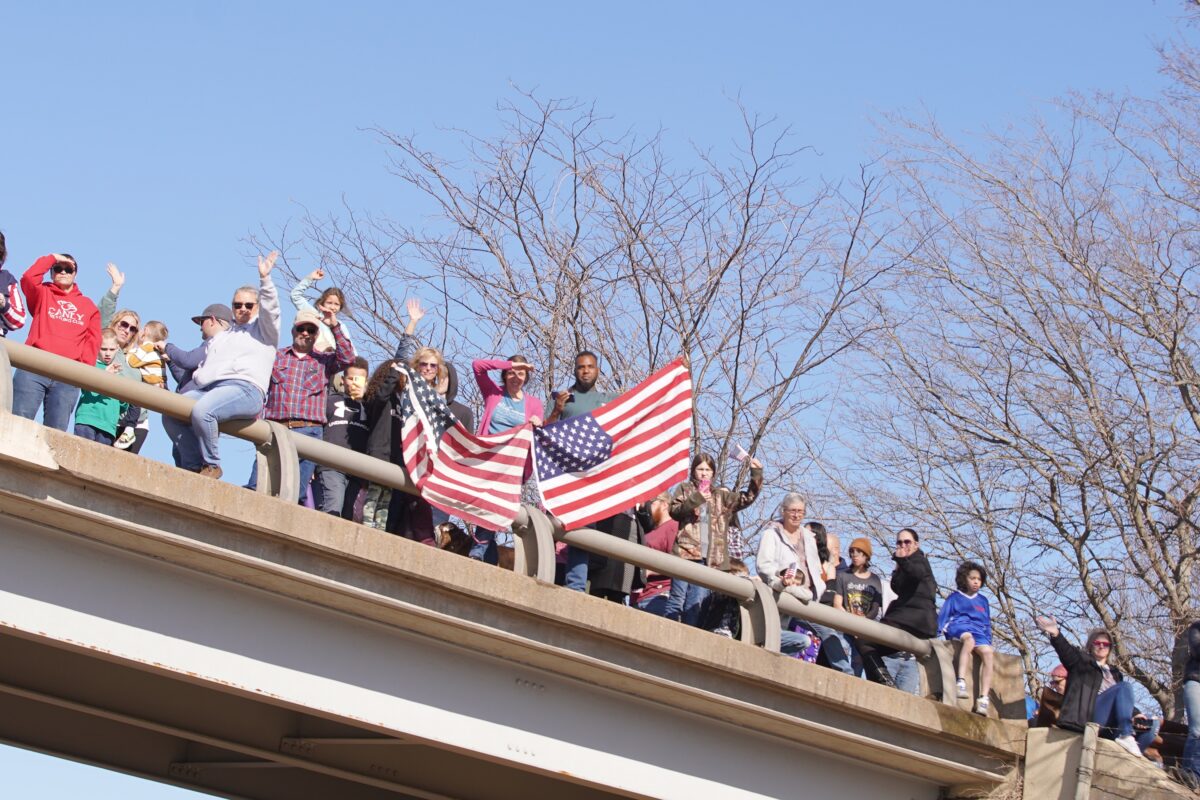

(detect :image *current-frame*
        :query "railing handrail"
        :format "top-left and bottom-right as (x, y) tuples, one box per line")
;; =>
(0, 338), (932, 660)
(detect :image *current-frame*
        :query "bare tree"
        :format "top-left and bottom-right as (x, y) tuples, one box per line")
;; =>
(257, 92), (894, 538)
(828, 42), (1200, 715)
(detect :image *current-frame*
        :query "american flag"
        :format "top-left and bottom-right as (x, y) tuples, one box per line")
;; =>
(534, 358), (692, 529)
(399, 366), (533, 530)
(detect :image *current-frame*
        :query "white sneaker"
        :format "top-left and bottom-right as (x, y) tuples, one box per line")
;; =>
(956, 678), (968, 699)
(1114, 735), (1141, 757)
(974, 695), (989, 715)
(712, 627), (734, 639)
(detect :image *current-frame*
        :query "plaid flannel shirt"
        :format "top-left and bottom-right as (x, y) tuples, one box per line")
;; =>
(263, 322), (355, 424)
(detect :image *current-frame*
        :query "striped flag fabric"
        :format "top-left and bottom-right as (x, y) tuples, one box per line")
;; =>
(399, 366), (534, 530)
(534, 358), (692, 530)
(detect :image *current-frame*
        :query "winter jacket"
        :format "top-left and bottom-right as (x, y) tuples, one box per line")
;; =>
(1051, 630), (1126, 732)
(755, 520), (826, 601)
(364, 366), (404, 462)
(880, 549), (937, 638)
(669, 467), (763, 571)
(472, 358), (544, 435)
(21, 255), (101, 364)
(1185, 620), (1200, 685)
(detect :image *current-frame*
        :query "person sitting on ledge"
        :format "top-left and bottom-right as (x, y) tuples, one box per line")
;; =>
(1034, 614), (1142, 757)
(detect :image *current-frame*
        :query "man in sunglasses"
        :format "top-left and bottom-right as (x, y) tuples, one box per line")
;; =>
(165, 252), (283, 479)
(248, 306), (355, 502)
(13, 252), (102, 430)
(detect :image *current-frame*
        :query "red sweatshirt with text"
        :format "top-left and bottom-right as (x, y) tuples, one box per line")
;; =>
(21, 255), (101, 365)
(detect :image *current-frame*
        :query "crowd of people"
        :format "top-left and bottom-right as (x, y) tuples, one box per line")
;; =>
(0, 234), (1196, 784)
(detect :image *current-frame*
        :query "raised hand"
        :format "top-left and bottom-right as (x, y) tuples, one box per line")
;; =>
(306, 268), (325, 282)
(406, 298), (425, 326)
(1035, 615), (1059, 638)
(748, 457), (763, 470)
(258, 251), (279, 278)
(105, 263), (125, 292)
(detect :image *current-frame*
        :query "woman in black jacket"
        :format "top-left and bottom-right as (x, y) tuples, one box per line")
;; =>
(858, 528), (937, 692)
(1034, 615), (1140, 756)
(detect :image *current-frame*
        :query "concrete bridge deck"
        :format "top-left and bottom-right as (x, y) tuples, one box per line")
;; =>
(0, 412), (1027, 799)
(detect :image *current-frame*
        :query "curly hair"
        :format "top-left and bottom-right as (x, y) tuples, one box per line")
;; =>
(364, 358), (404, 401)
(955, 560), (988, 593)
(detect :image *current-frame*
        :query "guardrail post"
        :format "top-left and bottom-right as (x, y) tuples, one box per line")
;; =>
(0, 344), (12, 413)
(255, 421), (300, 501)
(511, 505), (557, 583)
(739, 579), (782, 652)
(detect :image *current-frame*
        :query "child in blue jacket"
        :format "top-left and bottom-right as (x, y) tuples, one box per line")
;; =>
(938, 560), (994, 715)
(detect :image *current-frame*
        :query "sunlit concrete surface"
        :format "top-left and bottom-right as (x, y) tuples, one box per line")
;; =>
(0, 414), (1024, 798)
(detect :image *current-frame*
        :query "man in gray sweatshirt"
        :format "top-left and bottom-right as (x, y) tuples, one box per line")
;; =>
(163, 252), (281, 479)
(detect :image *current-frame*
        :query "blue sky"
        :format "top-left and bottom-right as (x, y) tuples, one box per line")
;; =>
(0, 2), (1189, 795)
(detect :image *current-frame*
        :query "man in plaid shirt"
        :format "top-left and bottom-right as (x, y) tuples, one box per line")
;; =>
(250, 307), (355, 502)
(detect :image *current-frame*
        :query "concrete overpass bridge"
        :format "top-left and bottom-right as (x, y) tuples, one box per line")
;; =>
(0, 340), (1184, 799)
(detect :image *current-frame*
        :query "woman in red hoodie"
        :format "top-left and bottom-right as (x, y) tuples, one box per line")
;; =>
(12, 253), (101, 430)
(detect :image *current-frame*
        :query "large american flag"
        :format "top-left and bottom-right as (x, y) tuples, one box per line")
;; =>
(399, 366), (533, 530)
(534, 358), (692, 529)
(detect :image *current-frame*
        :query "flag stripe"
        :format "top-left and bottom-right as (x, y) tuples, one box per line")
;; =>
(399, 365), (531, 530)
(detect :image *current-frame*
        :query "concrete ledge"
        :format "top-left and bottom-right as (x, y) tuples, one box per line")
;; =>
(0, 416), (1025, 788)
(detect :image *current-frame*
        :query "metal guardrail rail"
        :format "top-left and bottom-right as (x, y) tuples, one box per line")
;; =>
(0, 339), (934, 664)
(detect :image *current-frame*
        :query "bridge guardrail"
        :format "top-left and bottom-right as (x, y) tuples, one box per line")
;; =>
(0, 339), (935, 667)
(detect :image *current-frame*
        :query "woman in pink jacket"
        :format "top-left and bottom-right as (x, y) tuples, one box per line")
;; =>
(473, 354), (544, 434)
(468, 354), (544, 562)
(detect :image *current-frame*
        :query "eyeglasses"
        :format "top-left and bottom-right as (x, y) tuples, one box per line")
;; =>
(783, 508), (805, 516)
(116, 320), (138, 332)
(417, 361), (440, 369)
(233, 302), (256, 310)
(1091, 641), (1111, 649)
(294, 325), (318, 335)
(52, 264), (76, 275)
(896, 539), (915, 546)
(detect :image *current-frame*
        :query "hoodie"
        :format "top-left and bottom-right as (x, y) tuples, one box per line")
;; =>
(21, 255), (101, 364)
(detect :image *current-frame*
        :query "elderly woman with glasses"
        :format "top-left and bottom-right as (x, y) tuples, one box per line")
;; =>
(1034, 615), (1142, 756)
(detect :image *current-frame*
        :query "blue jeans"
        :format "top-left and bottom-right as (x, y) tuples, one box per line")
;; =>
(637, 592), (670, 616)
(664, 561), (710, 626)
(246, 424), (322, 502)
(564, 545), (590, 592)
(883, 653), (921, 696)
(1092, 681), (1135, 739)
(1181, 679), (1199, 781)
(163, 380), (264, 470)
(810, 622), (854, 675)
(74, 423), (115, 445)
(469, 528), (498, 564)
(781, 629), (812, 657)
(13, 369), (80, 431)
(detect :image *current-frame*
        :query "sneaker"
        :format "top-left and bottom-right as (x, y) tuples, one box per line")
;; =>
(1114, 735), (1141, 757)
(974, 695), (990, 715)
(712, 627), (734, 638)
(956, 678), (968, 699)
(114, 426), (137, 450)
(199, 465), (223, 480)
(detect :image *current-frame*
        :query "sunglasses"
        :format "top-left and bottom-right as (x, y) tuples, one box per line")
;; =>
(417, 361), (440, 369)
(233, 302), (256, 310)
(116, 320), (139, 332)
(294, 325), (319, 335)
(896, 539), (915, 546)
(1091, 641), (1112, 649)
(52, 264), (76, 275)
